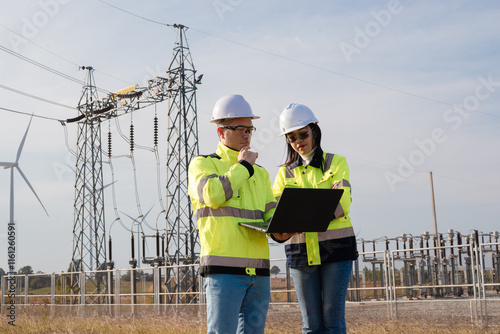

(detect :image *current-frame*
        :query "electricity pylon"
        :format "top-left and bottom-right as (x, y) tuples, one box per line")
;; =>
(164, 24), (201, 304)
(66, 24), (201, 304)
(70, 66), (107, 303)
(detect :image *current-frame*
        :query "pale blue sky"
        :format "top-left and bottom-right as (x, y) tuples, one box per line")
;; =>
(1, 0), (499, 273)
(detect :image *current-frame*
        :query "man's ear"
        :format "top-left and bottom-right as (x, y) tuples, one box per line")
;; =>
(217, 127), (224, 139)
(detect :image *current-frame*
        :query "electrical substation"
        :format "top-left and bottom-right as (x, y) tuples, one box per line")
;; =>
(65, 24), (201, 304)
(352, 229), (500, 302)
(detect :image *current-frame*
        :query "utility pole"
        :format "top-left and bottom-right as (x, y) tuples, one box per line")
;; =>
(430, 171), (439, 245)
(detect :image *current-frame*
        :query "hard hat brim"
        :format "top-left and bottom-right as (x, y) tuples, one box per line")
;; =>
(210, 115), (260, 123)
(279, 121), (318, 136)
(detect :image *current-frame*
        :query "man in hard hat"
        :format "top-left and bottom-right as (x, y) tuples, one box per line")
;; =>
(188, 94), (290, 333)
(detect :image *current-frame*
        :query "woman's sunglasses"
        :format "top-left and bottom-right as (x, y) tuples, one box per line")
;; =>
(286, 129), (312, 143)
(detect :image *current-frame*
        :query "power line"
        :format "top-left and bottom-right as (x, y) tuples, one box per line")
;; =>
(0, 23), (132, 87)
(95, 2), (499, 119)
(3, 101), (495, 191)
(432, 172), (500, 190)
(94, 69), (133, 86)
(0, 44), (111, 95)
(340, 153), (500, 190)
(0, 23), (81, 68)
(189, 29), (500, 119)
(0, 83), (75, 110)
(0, 106), (62, 122)
(191, 28), (450, 103)
(97, 0), (172, 27)
(3, 4), (496, 193)
(0, 44), (84, 85)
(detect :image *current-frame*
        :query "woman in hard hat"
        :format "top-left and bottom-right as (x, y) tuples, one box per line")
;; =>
(272, 103), (358, 334)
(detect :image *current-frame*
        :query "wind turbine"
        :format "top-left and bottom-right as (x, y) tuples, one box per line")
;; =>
(0, 115), (49, 274)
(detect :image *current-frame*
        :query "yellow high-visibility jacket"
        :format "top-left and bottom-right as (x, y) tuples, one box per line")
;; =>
(188, 142), (276, 276)
(272, 150), (358, 267)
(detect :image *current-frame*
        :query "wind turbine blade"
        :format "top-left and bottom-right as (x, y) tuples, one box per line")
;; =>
(0, 162), (16, 167)
(101, 180), (118, 191)
(84, 185), (93, 195)
(86, 180), (117, 197)
(68, 164), (96, 196)
(142, 205), (155, 220)
(15, 166), (49, 217)
(66, 164), (76, 173)
(120, 211), (137, 224)
(16, 115), (34, 164)
(121, 212), (135, 221)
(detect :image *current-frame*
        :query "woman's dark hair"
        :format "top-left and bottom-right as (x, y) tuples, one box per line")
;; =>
(284, 123), (325, 172)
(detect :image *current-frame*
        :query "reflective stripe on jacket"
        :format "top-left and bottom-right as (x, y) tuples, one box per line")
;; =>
(272, 150), (358, 267)
(188, 142), (276, 276)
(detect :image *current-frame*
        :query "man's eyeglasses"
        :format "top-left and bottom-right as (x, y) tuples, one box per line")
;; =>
(221, 125), (256, 135)
(286, 129), (312, 143)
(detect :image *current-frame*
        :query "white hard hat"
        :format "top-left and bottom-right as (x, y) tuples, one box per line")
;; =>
(210, 94), (260, 123)
(279, 103), (318, 135)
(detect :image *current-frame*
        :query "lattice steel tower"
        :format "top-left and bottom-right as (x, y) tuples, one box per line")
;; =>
(164, 24), (201, 302)
(65, 25), (201, 303)
(71, 66), (107, 278)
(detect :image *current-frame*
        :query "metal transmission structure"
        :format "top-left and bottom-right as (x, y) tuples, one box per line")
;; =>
(69, 66), (108, 302)
(65, 24), (201, 303)
(71, 66), (107, 275)
(164, 24), (201, 303)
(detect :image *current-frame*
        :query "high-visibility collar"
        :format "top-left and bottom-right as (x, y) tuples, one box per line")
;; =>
(216, 142), (240, 163)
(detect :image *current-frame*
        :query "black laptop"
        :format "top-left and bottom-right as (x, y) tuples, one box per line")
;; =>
(238, 188), (344, 233)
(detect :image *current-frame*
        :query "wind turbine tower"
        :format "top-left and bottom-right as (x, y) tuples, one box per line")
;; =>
(0, 116), (49, 274)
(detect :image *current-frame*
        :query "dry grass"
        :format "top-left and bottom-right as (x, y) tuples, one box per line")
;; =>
(1, 312), (499, 334)
(0, 314), (203, 333)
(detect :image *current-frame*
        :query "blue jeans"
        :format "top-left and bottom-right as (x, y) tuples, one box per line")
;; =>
(291, 261), (353, 334)
(204, 274), (270, 334)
